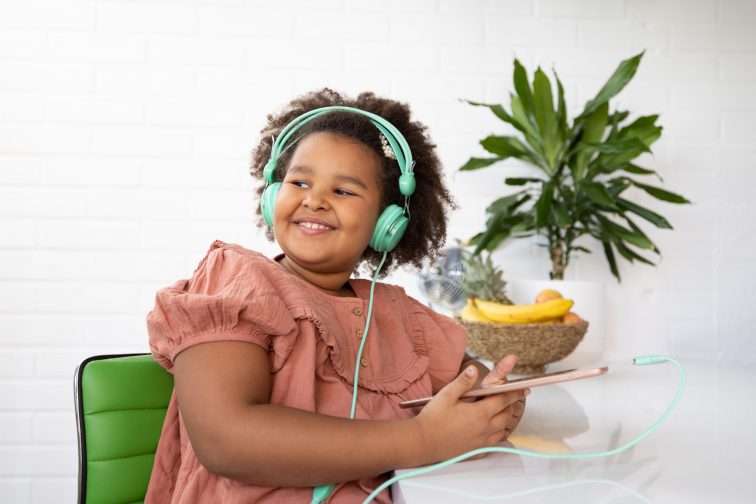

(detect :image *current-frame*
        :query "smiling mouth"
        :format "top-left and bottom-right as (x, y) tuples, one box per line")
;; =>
(296, 221), (335, 231)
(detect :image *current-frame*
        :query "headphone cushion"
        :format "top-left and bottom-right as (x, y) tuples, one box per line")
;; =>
(261, 182), (282, 228)
(370, 204), (408, 253)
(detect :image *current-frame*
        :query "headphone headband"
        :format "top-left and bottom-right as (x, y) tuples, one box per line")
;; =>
(263, 106), (415, 197)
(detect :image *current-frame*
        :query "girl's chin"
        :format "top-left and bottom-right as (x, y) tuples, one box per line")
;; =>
(282, 249), (361, 270)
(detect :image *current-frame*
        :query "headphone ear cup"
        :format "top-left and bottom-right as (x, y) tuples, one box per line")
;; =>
(261, 182), (282, 228)
(370, 204), (409, 253)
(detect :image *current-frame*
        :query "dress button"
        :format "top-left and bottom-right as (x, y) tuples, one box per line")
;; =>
(355, 328), (364, 338)
(360, 358), (368, 367)
(353, 307), (363, 316)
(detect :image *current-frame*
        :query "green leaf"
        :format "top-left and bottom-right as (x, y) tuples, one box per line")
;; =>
(581, 181), (615, 207)
(468, 231), (484, 246)
(573, 245), (593, 254)
(607, 110), (630, 125)
(462, 99), (531, 137)
(619, 114), (659, 132)
(513, 59), (535, 116)
(487, 230), (514, 250)
(618, 115), (662, 147)
(534, 180), (554, 229)
(578, 52), (644, 120)
(583, 137), (651, 155)
(460, 157), (501, 171)
(602, 242), (621, 281)
(472, 212), (528, 255)
(472, 230), (508, 255)
(601, 218), (655, 250)
(631, 180), (691, 204)
(613, 239), (656, 265)
(480, 135), (532, 158)
(462, 100), (512, 122)
(553, 201), (570, 227)
(606, 177), (631, 195)
(511, 94), (541, 144)
(554, 70), (568, 134)
(623, 164), (661, 179)
(616, 197), (672, 229)
(505, 177), (542, 185)
(488, 193), (531, 213)
(587, 137), (653, 173)
(487, 193), (520, 212)
(533, 68), (559, 169)
(573, 102), (608, 180)
(582, 102), (609, 144)
(624, 216), (660, 253)
(472, 218), (506, 254)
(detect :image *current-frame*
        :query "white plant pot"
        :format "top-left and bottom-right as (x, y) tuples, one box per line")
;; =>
(508, 280), (606, 363)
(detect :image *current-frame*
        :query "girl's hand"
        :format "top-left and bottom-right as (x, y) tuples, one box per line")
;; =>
(413, 365), (527, 463)
(480, 354), (527, 439)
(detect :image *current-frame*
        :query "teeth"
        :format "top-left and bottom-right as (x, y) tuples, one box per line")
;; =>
(299, 221), (331, 230)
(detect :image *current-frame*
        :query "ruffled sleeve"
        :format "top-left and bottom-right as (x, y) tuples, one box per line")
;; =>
(146, 242), (298, 372)
(406, 296), (468, 392)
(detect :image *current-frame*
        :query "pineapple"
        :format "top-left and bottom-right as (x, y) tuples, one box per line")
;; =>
(460, 253), (513, 305)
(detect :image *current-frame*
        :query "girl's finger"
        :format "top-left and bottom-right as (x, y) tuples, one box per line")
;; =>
(434, 364), (479, 404)
(481, 354), (517, 386)
(478, 389), (526, 416)
(489, 404), (514, 432)
(511, 397), (526, 419)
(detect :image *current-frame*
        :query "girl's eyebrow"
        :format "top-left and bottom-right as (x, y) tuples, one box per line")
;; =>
(288, 164), (368, 190)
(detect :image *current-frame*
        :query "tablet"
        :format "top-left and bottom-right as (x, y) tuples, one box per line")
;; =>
(398, 365), (609, 409)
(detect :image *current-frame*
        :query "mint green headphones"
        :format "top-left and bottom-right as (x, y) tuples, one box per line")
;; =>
(260, 106), (416, 253)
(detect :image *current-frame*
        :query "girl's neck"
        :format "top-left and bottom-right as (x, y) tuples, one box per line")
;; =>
(278, 256), (356, 298)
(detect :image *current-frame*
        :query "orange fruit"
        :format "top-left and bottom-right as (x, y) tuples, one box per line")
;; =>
(535, 289), (563, 304)
(562, 311), (583, 324)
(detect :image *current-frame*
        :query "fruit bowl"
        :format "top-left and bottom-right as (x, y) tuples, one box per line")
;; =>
(459, 319), (588, 374)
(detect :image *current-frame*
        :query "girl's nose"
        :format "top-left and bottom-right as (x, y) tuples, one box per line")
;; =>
(302, 190), (329, 211)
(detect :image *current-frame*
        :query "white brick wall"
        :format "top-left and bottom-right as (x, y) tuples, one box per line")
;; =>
(1, 0), (755, 499)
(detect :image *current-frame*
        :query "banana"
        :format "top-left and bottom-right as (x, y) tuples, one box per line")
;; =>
(474, 297), (573, 324)
(460, 298), (495, 323)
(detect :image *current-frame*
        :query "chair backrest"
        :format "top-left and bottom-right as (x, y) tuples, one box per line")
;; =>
(74, 354), (174, 504)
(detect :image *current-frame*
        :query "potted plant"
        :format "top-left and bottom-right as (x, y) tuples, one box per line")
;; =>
(461, 51), (689, 282)
(460, 52), (690, 359)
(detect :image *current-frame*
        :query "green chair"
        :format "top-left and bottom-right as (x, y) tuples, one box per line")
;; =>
(74, 354), (174, 504)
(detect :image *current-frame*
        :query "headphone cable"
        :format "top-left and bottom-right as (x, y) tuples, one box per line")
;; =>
(311, 251), (389, 504)
(362, 355), (686, 504)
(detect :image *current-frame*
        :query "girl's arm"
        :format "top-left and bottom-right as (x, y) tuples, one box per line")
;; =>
(173, 341), (524, 487)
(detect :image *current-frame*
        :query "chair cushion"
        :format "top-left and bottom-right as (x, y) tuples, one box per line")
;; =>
(78, 354), (173, 504)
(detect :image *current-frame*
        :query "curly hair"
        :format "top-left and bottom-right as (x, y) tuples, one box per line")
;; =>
(250, 88), (457, 276)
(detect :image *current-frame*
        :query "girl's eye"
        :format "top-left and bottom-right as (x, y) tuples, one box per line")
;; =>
(290, 180), (310, 188)
(335, 189), (355, 196)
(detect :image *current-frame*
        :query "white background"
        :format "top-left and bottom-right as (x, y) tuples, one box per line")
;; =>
(1, 0), (755, 500)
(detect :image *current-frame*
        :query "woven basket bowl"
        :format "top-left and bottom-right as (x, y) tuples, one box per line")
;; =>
(460, 319), (589, 374)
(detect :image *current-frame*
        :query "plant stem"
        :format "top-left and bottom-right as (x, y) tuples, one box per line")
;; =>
(549, 240), (565, 280)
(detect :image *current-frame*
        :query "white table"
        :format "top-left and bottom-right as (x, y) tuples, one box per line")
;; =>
(394, 359), (756, 503)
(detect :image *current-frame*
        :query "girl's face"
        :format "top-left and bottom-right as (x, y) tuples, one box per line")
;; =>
(273, 131), (383, 277)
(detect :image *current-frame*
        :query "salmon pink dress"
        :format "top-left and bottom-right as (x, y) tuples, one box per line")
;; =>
(145, 240), (468, 503)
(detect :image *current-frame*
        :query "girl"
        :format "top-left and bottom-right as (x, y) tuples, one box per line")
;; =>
(146, 88), (527, 503)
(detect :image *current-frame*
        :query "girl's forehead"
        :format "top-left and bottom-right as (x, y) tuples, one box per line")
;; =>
(286, 131), (383, 180)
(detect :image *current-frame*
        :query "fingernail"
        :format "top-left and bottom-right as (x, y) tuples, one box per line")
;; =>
(465, 365), (475, 377)
(524, 388), (531, 396)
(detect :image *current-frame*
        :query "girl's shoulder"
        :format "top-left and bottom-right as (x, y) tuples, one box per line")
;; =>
(193, 240), (281, 280)
(191, 240), (347, 308)
(196, 239), (272, 270)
